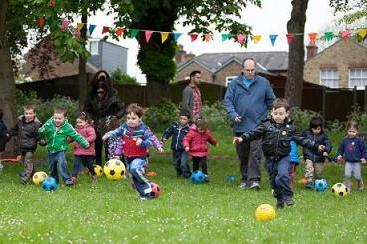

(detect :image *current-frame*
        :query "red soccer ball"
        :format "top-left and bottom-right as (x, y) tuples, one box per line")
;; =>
(150, 182), (161, 198)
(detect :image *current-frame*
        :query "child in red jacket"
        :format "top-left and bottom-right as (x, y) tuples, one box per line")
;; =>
(183, 118), (218, 181)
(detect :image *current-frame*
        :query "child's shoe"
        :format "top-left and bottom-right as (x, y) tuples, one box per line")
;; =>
(71, 176), (77, 184)
(305, 181), (314, 189)
(204, 174), (209, 182)
(276, 199), (284, 209)
(92, 175), (98, 182)
(358, 180), (364, 191)
(65, 179), (75, 186)
(283, 196), (295, 206)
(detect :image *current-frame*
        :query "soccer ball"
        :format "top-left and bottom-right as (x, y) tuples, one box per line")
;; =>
(191, 170), (206, 184)
(150, 182), (161, 198)
(331, 183), (349, 197)
(32, 171), (48, 185)
(314, 178), (328, 192)
(42, 177), (58, 191)
(94, 165), (103, 176)
(255, 204), (276, 221)
(103, 159), (126, 180)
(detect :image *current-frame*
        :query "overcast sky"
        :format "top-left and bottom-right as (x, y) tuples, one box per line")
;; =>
(88, 0), (338, 82)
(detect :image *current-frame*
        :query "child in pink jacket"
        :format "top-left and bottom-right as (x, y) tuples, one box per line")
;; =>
(183, 117), (218, 181)
(71, 112), (97, 182)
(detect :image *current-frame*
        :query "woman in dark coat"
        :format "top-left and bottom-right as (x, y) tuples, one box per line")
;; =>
(83, 70), (125, 165)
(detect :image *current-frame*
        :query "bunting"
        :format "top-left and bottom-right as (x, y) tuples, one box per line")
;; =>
(236, 34), (246, 45)
(286, 33), (294, 44)
(357, 28), (367, 39)
(221, 33), (230, 42)
(60, 20), (71, 31)
(269, 34), (278, 46)
(173, 33), (182, 42)
(252, 35), (262, 44)
(115, 27), (125, 37)
(102, 26), (110, 34)
(129, 29), (139, 38)
(342, 30), (351, 40)
(190, 33), (199, 42)
(323, 32), (334, 41)
(145, 31), (153, 43)
(204, 33), (213, 42)
(88, 24), (96, 35)
(161, 32), (169, 43)
(76, 23), (85, 31)
(308, 32), (318, 45)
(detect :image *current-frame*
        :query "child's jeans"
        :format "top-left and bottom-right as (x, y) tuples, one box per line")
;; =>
(48, 151), (72, 183)
(289, 163), (298, 189)
(127, 157), (151, 197)
(172, 150), (191, 178)
(266, 156), (293, 200)
(72, 155), (96, 177)
(192, 156), (208, 175)
(21, 151), (34, 182)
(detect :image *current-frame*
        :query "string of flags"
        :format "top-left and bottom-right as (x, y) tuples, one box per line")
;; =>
(38, 16), (367, 46)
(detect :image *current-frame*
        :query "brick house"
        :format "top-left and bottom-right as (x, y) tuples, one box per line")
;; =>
(304, 40), (367, 89)
(176, 51), (288, 86)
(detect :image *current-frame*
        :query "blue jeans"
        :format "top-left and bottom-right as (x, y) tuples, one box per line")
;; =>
(266, 156), (293, 200)
(48, 151), (71, 183)
(172, 150), (191, 178)
(72, 155), (96, 177)
(128, 158), (151, 197)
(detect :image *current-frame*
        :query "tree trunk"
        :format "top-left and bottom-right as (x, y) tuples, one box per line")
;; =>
(78, 11), (88, 110)
(285, 0), (309, 107)
(0, 0), (17, 156)
(145, 76), (170, 106)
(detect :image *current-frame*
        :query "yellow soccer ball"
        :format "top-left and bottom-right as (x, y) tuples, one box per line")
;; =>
(32, 171), (48, 185)
(94, 165), (103, 177)
(103, 159), (126, 180)
(255, 204), (276, 221)
(331, 183), (349, 197)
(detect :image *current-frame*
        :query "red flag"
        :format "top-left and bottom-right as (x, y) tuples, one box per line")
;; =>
(190, 33), (199, 42)
(38, 16), (46, 28)
(286, 33), (294, 44)
(342, 30), (351, 40)
(102, 26), (110, 34)
(236, 34), (246, 45)
(145, 31), (153, 43)
(115, 27), (125, 37)
(308, 32), (318, 45)
(204, 33), (213, 42)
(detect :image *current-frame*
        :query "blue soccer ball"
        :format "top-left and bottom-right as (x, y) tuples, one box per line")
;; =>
(191, 170), (206, 184)
(42, 177), (58, 191)
(314, 178), (328, 192)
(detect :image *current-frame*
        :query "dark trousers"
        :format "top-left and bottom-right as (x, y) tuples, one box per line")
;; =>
(173, 150), (191, 178)
(72, 155), (96, 177)
(192, 156), (208, 175)
(235, 136), (262, 184)
(95, 135), (108, 165)
(267, 156), (293, 200)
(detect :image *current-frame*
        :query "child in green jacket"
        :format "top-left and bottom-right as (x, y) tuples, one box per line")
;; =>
(38, 107), (89, 186)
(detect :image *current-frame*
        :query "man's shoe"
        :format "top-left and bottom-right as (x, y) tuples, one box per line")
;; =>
(283, 196), (295, 206)
(249, 181), (260, 190)
(305, 181), (314, 189)
(238, 182), (247, 189)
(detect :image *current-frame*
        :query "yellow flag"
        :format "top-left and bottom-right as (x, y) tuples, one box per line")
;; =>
(252, 35), (262, 44)
(161, 32), (169, 43)
(77, 23), (85, 31)
(357, 28), (367, 39)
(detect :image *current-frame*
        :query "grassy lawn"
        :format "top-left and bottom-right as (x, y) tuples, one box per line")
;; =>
(0, 130), (366, 243)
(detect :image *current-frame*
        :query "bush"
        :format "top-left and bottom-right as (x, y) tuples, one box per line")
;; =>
(289, 107), (320, 131)
(16, 90), (79, 124)
(111, 68), (137, 85)
(144, 99), (179, 132)
(202, 101), (231, 131)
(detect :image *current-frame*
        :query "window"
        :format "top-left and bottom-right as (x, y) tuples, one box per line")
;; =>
(320, 69), (339, 88)
(225, 76), (237, 87)
(90, 41), (99, 55)
(349, 68), (367, 89)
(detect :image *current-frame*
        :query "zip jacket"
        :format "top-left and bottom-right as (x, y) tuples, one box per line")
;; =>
(302, 130), (332, 163)
(162, 122), (190, 151)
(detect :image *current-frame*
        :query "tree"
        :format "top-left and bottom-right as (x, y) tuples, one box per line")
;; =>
(111, 0), (261, 105)
(330, 0), (367, 24)
(285, 0), (309, 107)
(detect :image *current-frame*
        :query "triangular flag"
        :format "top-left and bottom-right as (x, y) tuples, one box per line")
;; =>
(323, 32), (334, 41)
(115, 27), (125, 37)
(37, 16), (46, 28)
(102, 26), (110, 34)
(204, 33), (213, 42)
(77, 23), (85, 31)
(252, 35), (262, 44)
(286, 33), (294, 44)
(60, 20), (70, 31)
(236, 34), (246, 45)
(190, 33), (199, 42)
(173, 33), (182, 42)
(129, 29), (139, 38)
(145, 31), (153, 43)
(88, 24), (96, 35)
(308, 32), (318, 45)
(161, 32), (169, 43)
(342, 30), (351, 40)
(269, 34), (278, 46)
(221, 33), (230, 42)
(357, 28), (367, 39)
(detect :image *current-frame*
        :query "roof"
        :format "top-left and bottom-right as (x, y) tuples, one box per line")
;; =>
(178, 51), (288, 74)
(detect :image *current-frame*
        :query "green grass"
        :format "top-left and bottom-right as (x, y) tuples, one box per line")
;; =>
(0, 130), (366, 243)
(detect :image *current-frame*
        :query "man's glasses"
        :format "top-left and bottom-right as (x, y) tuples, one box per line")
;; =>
(97, 90), (105, 94)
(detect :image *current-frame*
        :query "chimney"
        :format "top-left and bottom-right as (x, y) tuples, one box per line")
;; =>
(175, 45), (195, 64)
(306, 45), (318, 60)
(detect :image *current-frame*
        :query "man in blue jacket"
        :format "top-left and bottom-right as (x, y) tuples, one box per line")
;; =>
(224, 58), (275, 189)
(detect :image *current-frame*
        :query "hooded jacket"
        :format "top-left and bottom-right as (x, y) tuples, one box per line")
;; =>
(38, 118), (89, 153)
(11, 115), (42, 152)
(183, 125), (218, 157)
(73, 124), (96, 156)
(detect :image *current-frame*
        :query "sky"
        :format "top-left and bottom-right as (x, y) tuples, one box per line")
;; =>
(88, 0), (338, 83)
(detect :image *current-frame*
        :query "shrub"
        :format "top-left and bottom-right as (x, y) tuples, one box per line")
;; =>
(111, 68), (137, 85)
(289, 107), (320, 131)
(16, 90), (78, 124)
(202, 101), (231, 131)
(144, 99), (179, 132)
